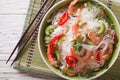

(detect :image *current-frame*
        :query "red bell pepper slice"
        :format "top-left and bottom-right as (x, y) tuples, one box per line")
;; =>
(66, 56), (77, 68)
(58, 12), (68, 26)
(96, 50), (102, 63)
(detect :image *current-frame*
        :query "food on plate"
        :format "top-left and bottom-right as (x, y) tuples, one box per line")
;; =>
(44, 0), (117, 76)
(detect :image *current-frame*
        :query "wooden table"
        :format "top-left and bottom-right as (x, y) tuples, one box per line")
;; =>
(0, 0), (47, 79)
(0, 0), (120, 80)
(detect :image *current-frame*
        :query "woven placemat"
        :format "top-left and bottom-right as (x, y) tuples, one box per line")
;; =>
(14, 0), (120, 80)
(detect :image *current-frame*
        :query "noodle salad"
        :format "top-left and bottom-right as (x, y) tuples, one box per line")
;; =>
(44, 0), (118, 76)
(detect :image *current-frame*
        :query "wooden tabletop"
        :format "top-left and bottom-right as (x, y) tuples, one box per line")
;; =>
(0, 0), (120, 80)
(0, 0), (46, 80)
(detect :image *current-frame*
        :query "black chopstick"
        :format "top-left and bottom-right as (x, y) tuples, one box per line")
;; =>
(10, 0), (56, 66)
(6, 0), (48, 64)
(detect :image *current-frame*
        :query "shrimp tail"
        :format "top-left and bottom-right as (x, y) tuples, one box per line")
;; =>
(68, 0), (78, 15)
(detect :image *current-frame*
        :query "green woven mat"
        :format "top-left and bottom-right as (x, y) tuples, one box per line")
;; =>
(13, 0), (120, 80)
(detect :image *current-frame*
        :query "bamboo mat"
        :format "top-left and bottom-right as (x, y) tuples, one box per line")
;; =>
(13, 0), (120, 80)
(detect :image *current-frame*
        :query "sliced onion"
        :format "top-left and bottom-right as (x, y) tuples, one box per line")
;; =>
(82, 44), (96, 51)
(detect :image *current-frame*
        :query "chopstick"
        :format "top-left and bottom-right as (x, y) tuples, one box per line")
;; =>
(6, 0), (56, 65)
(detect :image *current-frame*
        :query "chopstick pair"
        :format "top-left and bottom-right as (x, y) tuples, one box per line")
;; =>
(6, 0), (56, 66)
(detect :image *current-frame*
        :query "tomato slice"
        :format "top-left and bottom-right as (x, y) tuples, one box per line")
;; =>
(66, 56), (77, 68)
(58, 12), (68, 26)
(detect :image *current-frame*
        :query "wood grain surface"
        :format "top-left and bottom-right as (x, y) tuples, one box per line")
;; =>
(0, 0), (47, 80)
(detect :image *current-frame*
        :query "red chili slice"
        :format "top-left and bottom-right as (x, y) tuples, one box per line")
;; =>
(113, 32), (118, 42)
(58, 12), (68, 26)
(96, 50), (102, 64)
(48, 34), (65, 56)
(47, 34), (65, 67)
(66, 56), (77, 68)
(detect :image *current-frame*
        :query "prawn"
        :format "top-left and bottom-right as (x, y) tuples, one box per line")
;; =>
(47, 45), (57, 67)
(102, 42), (113, 60)
(71, 48), (94, 63)
(72, 16), (81, 36)
(68, 0), (78, 15)
(72, 23), (79, 36)
(86, 28), (102, 44)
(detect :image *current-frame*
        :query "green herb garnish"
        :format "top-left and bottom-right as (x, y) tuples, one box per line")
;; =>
(72, 36), (83, 52)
